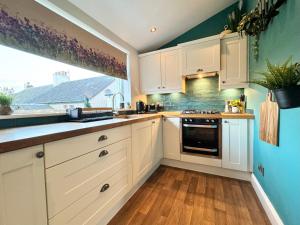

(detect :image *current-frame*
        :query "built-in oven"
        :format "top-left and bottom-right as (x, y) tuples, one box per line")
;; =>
(181, 118), (221, 158)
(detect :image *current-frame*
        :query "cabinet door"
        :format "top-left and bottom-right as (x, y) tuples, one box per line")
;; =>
(0, 146), (47, 225)
(151, 118), (163, 165)
(163, 117), (181, 160)
(220, 35), (248, 89)
(139, 53), (162, 94)
(161, 49), (183, 92)
(222, 119), (248, 171)
(132, 121), (153, 184)
(181, 38), (220, 75)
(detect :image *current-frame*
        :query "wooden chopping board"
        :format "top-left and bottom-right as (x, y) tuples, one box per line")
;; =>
(260, 93), (279, 146)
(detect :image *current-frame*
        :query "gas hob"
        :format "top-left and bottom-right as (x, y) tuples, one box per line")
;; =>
(181, 109), (220, 115)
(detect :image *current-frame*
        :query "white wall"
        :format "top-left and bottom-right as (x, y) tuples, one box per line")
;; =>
(38, 0), (147, 109)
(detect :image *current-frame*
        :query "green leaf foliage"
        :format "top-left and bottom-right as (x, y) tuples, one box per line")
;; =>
(249, 57), (300, 90)
(0, 92), (13, 106)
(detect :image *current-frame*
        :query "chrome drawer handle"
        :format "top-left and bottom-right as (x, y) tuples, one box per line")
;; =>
(98, 135), (108, 142)
(99, 150), (109, 158)
(100, 183), (110, 192)
(197, 68), (203, 72)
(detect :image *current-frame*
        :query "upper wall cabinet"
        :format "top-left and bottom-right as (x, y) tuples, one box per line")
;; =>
(219, 33), (248, 89)
(139, 47), (185, 94)
(139, 53), (162, 94)
(179, 35), (220, 75)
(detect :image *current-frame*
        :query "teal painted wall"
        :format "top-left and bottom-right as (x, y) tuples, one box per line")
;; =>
(160, 2), (238, 49)
(244, 1), (300, 225)
(147, 77), (243, 111)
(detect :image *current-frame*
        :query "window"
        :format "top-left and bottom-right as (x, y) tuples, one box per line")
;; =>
(0, 45), (129, 115)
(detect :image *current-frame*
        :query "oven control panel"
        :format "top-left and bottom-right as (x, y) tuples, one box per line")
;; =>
(182, 118), (219, 125)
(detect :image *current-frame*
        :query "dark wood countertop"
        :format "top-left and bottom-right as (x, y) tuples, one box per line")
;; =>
(0, 114), (161, 154)
(0, 112), (254, 154)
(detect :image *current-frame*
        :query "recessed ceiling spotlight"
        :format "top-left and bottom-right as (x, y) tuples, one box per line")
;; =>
(150, 27), (157, 32)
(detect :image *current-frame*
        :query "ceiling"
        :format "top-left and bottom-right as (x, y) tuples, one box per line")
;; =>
(68, 0), (237, 53)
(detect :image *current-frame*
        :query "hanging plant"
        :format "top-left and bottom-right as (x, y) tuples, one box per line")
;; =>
(249, 57), (300, 109)
(237, 0), (287, 60)
(226, 1), (244, 32)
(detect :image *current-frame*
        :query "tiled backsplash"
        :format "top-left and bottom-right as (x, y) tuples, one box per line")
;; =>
(147, 76), (244, 111)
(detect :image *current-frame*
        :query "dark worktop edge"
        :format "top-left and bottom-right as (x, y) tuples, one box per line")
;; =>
(0, 114), (161, 154)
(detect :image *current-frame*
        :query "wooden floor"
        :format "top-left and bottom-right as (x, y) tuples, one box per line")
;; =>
(108, 166), (270, 225)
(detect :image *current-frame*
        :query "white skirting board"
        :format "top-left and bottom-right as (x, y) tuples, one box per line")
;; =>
(161, 158), (251, 181)
(251, 174), (284, 225)
(98, 162), (161, 225)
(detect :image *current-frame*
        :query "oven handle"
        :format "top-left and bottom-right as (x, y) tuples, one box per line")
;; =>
(183, 124), (217, 129)
(183, 146), (218, 153)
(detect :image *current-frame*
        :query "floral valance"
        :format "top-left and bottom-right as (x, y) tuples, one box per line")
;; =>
(0, 0), (127, 79)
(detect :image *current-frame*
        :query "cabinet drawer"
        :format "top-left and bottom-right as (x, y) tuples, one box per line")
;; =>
(45, 125), (131, 168)
(49, 166), (130, 225)
(46, 139), (132, 218)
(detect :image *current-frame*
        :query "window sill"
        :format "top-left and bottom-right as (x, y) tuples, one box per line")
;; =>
(0, 112), (66, 120)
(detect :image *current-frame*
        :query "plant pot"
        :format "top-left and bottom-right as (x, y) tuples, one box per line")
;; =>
(231, 106), (240, 113)
(273, 86), (300, 109)
(0, 105), (13, 115)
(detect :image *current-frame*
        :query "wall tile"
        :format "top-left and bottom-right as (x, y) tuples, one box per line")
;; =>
(147, 76), (243, 111)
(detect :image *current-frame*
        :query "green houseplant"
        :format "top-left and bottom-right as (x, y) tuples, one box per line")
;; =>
(250, 57), (300, 109)
(0, 92), (13, 115)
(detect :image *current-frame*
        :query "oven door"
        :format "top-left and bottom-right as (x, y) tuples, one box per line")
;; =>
(182, 123), (219, 156)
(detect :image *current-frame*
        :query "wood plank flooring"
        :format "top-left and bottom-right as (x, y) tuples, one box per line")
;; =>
(108, 166), (270, 225)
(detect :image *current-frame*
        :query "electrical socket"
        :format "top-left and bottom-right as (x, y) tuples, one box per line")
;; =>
(258, 164), (265, 176)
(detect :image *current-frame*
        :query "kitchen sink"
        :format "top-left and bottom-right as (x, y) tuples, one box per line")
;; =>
(70, 116), (114, 123)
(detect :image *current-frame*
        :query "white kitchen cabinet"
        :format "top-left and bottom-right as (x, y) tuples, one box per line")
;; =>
(139, 53), (162, 93)
(151, 118), (163, 165)
(163, 117), (181, 160)
(179, 35), (220, 75)
(219, 33), (248, 89)
(161, 49), (184, 93)
(47, 139), (132, 225)
(46, 139), (132, 219)
(139, 47), (185, 94)
(45, 125), (131, 168)
(132, 120), (153, 183)
(0, 146), (48, 225)
(222, 119), (248, 171)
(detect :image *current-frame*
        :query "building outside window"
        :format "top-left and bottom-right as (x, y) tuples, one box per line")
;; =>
(0, 44), (128, 115)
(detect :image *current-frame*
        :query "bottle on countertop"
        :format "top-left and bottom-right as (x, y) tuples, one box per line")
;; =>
(224, 100), (230, 113)
(240, 94), (246, 113)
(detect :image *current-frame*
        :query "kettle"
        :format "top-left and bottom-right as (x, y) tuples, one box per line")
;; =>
(136, 100), (145, 114)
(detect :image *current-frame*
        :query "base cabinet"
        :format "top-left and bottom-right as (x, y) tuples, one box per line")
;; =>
(222, 119), (248, 171)
(163, 117), (181, 160)
(0, 146), (48, 225)
(132, 119), (163, 184)
(132, 120), (153, 184)
(151, 118), (163, 165)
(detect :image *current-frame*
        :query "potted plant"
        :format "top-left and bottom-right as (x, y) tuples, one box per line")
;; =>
(226, 0), (243, 33)
(0, 92), (13, 115)
(229, 100), (242, 113)
(250, 57), (300, 109)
